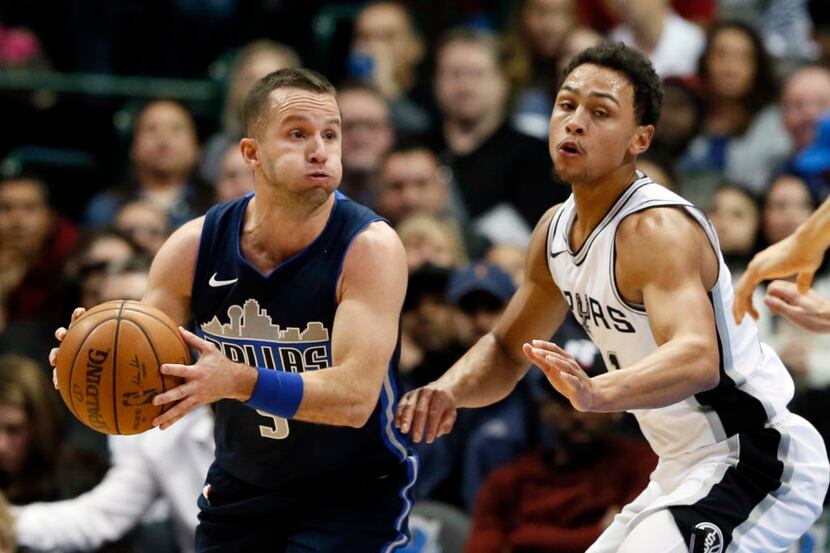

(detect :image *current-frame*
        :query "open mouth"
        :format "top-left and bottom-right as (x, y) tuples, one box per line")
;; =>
(558, 140), (582, 155)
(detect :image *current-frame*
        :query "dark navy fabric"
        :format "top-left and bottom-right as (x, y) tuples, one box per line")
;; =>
(195, 458), (417, 552)
(191, 191), (412, 492)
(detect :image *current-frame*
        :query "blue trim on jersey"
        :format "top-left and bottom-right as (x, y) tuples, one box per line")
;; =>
(332, 216), (385, 306)
(381, 455), (419, 553)
(380, 364), (409, 461)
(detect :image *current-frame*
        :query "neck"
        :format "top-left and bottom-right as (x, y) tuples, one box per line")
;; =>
(241, 179), (335, 271)
(569, 164), (639, 249)
(629, 9), (667, 54)
(443, 109), (504, 155)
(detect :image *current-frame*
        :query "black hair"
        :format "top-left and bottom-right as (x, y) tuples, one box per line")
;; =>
(560, 41), (663, 126)
(0, 173), (51, 206)
(243, 67), (337, 136)
(697, 20), (777, 116)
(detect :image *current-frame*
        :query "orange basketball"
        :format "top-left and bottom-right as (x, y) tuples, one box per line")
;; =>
(55, 300), (190, 435)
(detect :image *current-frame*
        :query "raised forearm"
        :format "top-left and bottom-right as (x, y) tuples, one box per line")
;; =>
(435, 333), (529, 409)
(795, 197), (830, 253)
(591, 337), (719, 412)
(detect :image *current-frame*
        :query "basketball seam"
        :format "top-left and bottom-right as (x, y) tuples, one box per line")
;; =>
(112, 301), (125, 434)
(120, 306), (189, 364)
(123, 318), (172, 414)
(66, 320), (113, 420)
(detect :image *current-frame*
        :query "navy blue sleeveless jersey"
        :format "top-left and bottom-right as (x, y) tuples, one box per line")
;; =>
(191, 191), (411, 491)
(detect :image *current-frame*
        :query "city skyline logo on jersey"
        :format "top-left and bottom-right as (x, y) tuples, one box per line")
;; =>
(199, 298), (331, 373)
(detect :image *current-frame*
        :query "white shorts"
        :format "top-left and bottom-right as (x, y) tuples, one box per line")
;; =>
(587, 412), (829, 553)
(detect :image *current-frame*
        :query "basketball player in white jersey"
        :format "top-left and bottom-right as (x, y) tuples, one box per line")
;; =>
(396, 42), (829, 553)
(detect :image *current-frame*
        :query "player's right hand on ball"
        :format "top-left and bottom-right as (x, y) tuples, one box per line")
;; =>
(48, 307), (86, 389)
(394, 385), (457, 444)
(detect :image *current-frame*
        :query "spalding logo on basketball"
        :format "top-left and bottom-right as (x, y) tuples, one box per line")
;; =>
(692, 522), (724, 553)
(55, 300), (189, 435)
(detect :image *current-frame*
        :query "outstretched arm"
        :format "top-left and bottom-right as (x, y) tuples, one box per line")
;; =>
(527, 208), (720, 411)
(152, 221), (408, 429)
(395, 206), (570, 442)
(734, 197), (830, 323)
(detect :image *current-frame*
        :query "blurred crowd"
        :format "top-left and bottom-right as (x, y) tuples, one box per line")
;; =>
(2, 0), (830, 552)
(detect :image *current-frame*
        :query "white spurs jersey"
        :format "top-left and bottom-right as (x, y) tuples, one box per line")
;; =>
(547, 175), (794, 458)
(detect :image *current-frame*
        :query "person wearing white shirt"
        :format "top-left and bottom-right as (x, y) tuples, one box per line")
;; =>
(609, 0), (705, 78)
(13, 406), (214, 553)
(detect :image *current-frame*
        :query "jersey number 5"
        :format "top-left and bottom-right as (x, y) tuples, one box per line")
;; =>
(256, 410), (289, 439)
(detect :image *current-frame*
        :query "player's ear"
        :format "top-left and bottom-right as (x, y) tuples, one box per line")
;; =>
(240, 138), (260, 169)
(629, 124), (655, 157)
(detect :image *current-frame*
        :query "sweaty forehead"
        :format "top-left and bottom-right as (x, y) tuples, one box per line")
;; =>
(270, 88), (340, 121)
(560, 64), (634, 101)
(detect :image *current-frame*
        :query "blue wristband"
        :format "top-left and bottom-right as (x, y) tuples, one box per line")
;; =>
(244, 368), (304, 418)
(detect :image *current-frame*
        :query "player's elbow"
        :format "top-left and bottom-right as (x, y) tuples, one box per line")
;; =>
(344, 400), (376, 428)
(693, 343), (720, 391)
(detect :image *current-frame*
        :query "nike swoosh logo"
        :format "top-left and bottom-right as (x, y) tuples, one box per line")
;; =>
(209, 273), (238, 287)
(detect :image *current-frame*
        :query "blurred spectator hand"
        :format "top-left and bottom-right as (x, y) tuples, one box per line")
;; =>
(763, 280), (830, 333)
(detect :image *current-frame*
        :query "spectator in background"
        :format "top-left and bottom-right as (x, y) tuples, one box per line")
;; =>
(760, 174), (815, 250)
(397, 213), (468, 272)
(113, 200), (170, 257)
(430, 28), (567, 246)
(753, 175), (830, 389)
(338, 82), (395, 206)
(214, 143), (254, 203)
(608, 0), (705, 78)
(485, 243), (526, 286)
(649, 77), (704, 173)
(781, 66), (830, 175)
(0, 175), (77, 324)
(576, 0), (715, 32)
(65, 230), (139, 309)
(98, 256), (152, 303)
(502, 0), (577, 139)
(448, 261), (516, 347)
(555, 26), (604, 78)
(0, 355), (107, 506)
(84, 99), (210, 230)
(791, 109), (830, 202)
(349, 1), (431, 135)
(465, 384), (656, 553)
(13, 257), (214, 553)
(200, 40), (300, 184)
(707, 184), (761, 280)
(680, 21), (791, 194)
(375, 144), (452, 226)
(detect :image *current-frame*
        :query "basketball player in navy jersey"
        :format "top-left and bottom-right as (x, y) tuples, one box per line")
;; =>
(51, 69), (416, 552)
(396, 42), (829, 553)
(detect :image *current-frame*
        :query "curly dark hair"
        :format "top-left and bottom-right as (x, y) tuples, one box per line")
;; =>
(560, 41), (663, 127)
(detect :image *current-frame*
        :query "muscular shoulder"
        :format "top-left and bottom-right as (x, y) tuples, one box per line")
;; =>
(145, 216), (205, 308)
(339, 221), (407, 298)
(616, 207), (714, 287)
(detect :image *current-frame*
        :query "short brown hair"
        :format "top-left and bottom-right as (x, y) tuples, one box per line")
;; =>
(242, 68), (337, 137)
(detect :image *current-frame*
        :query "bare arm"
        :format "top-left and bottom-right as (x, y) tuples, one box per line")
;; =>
(152, 221), (407, 429)
(527, 208), (720, 411)
(734, 197), (830, 323)
(293, 221), (407, 427)
(49, 218), (202, 382)
(141, 217), (202, 324)
(395, 207), (570, 442)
